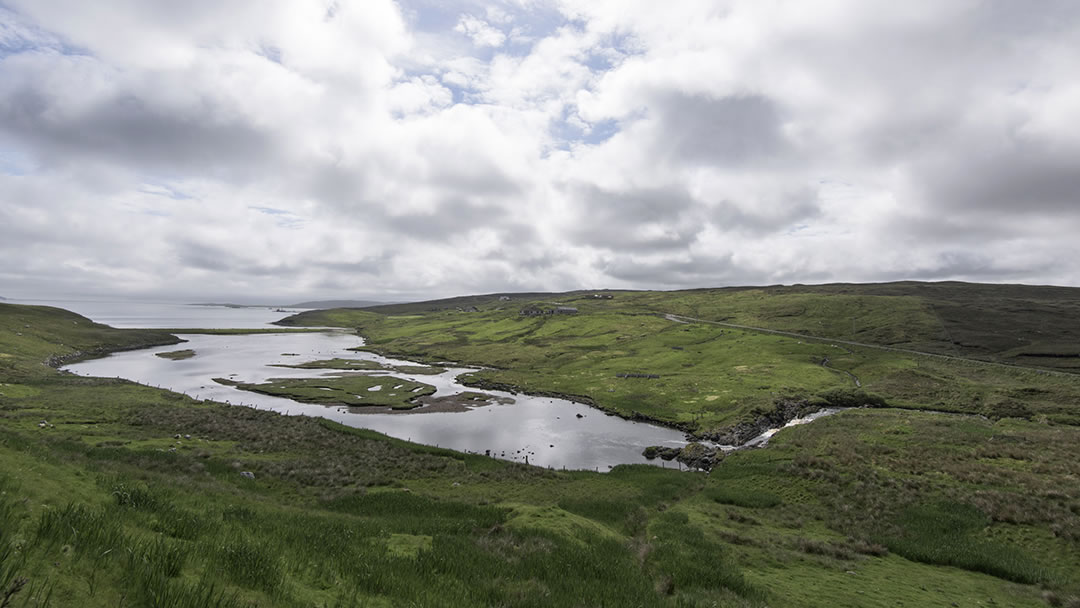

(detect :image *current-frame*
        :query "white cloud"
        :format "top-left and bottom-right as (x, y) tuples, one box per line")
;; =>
(454, 15), (506, 47)
(1, 0), (1079, 302)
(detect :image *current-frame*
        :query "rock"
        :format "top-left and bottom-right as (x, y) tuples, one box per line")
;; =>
(576, 413), (584, 418)
(702, 397), (822, 446)
(676, 442), (721, 470)
(452, 482), (461, 487)
(645, 444), (723, 470)
(184, 434), (192, 440)
(658, 447), (682, 461)
(174, 434), (181, 439)
(240, 471), (255, 480)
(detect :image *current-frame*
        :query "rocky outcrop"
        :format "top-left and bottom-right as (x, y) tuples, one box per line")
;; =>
(642, 442), (724, 470)
(699, 398), (821, 446)
(677, 442), (723, 470)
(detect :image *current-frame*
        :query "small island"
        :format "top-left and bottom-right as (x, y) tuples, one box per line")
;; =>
(216, 375), (436, 409)
(154, 349), (195, 360)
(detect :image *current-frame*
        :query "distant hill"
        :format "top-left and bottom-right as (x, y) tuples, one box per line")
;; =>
(283, 299), (390, 309)
(190, 302), (256, 308)
(190, 299), (391, 309)
(278, 281), (1080, 373)
(357, 291), (620, 315)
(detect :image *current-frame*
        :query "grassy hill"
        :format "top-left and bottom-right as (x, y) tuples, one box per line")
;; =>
(305, 281), (1080, 371)
(2, 294), (1079, 606)
(277, 282), (1080, 434)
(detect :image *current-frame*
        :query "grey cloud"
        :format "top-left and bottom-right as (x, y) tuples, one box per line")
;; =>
(175, 242), (233, 272)
(174, 240), (306, 278)
(708, 187), (822, 235)
(386, 198), (512, 238)
(565, 183), (704, 252)
(325, 255), (394, 276)
(967, 0), (1080, 38)
(598, 253), (739, 287)
(567, 183), (821, 254)
(0, 82), (275, 176)
(430, 166), (522, 197)
(916, 143), (1080, 215)
(597, 252), (840, 289)
(649, 93), (787, 166)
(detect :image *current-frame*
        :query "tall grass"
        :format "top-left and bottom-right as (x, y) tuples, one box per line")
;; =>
(209, 534), (284, 596)
(876, 501), (1048, 584)
(1, 478), (26, 607)
(704, 486), (782, 508)
(35, 504), (125, 558)
(645, 511), (766, 602)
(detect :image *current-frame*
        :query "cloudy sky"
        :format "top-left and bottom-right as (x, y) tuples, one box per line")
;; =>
(1, 0), (1078, 302)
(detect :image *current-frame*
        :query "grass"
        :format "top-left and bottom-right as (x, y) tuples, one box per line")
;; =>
(2, 289), (1080, 606)
(875, 501), (1048, 584)
(227, 375), (437, 409)
(704, 486), (782, 509)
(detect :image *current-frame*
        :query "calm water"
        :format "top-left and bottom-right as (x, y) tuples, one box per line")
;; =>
(64, 329), (691, 470)
(6, 298), (301, 329)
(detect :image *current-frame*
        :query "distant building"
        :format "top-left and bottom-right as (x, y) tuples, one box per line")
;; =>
(520, 305), (544, 317)
(498, 296), (511, 301)
(555, 306), (578, 314)
(591, 294), (613, 299)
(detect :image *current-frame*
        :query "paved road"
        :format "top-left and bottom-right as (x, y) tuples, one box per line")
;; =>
(661, 313), (1076, 379)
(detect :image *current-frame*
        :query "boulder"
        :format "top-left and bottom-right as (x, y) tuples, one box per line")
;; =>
(676, 442), (722, 470)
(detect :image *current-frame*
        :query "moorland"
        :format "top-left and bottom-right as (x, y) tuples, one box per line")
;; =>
(1, 281), (1079, 607)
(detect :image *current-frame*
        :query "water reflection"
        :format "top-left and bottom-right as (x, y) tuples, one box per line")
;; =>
(7, 298), (299, 329)
(64, 331), (690, 470)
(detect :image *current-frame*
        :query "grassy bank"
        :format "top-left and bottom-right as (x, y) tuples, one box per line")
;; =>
(2, 298), (1078, 606)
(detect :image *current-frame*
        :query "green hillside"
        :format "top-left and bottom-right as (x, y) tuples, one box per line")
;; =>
(2, 290), (1079, 607)
(309, 282), (1080, 371)
(278, 283), (1080, 433)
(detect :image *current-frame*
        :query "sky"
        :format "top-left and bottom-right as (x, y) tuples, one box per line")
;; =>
(1, 0), (1078, 303)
